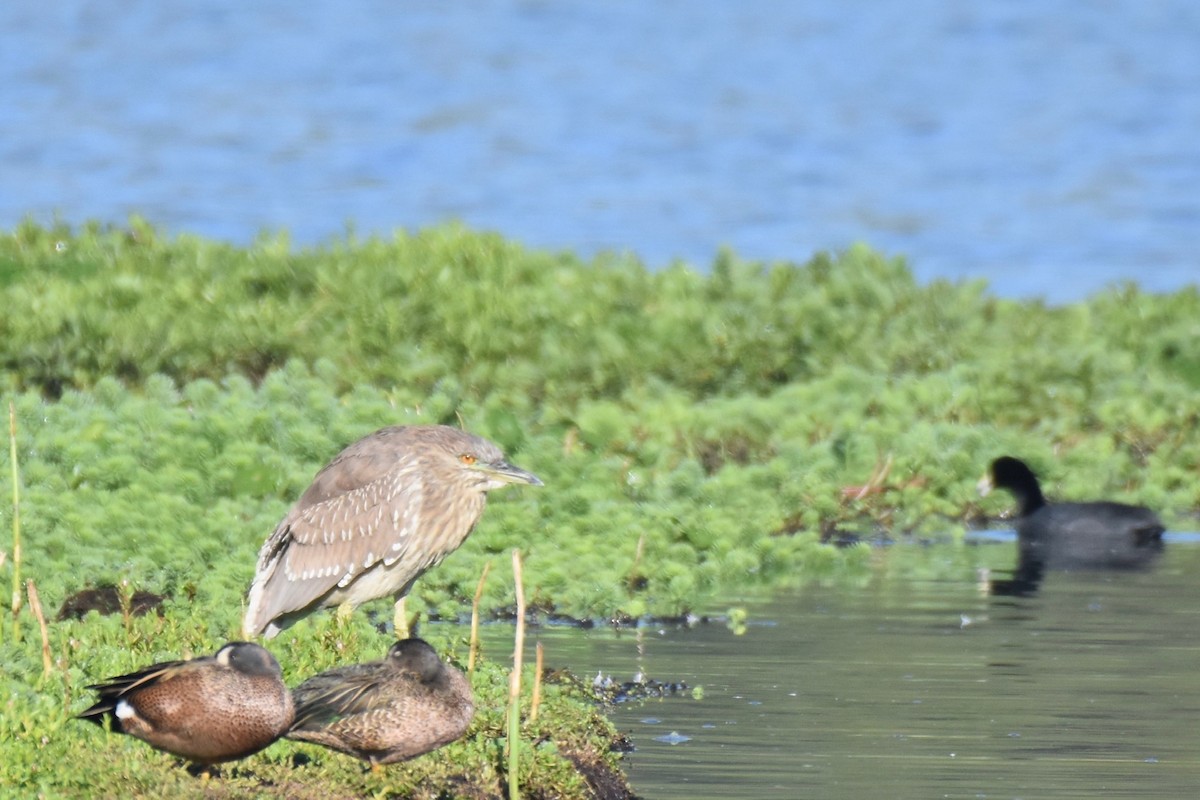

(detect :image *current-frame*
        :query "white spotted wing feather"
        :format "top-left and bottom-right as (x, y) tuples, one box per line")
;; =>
(243, 427), (484, 638)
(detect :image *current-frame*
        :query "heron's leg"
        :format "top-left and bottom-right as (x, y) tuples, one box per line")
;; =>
(393, 596), (409, 638)
(336, 601), (354, 626)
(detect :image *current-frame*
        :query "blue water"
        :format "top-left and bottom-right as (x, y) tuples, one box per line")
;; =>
(478, 540), (1200, 799)
(4, 1), (1198, 301)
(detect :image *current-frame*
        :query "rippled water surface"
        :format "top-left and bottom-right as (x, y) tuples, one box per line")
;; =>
(5, 1), (1199, 301)
(479, 539), (1200, 799)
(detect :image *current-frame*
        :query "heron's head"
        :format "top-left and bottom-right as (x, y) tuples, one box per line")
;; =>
(436, 428), (543, 492)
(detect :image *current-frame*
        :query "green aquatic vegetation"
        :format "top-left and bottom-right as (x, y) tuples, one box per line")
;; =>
(2, 220), (1198, 622)
(2, 219), (1200, 794)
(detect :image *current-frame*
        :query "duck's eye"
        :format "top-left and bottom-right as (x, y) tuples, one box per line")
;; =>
(460, 453), (477, 466)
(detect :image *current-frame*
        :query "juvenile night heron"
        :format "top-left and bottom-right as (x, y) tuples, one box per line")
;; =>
(77, 641), (294, 768)
(243, 424), (542, 639)
(288, 637), (474, 767)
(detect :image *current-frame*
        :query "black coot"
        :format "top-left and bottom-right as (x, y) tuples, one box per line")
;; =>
(979, 455), (1164, 571)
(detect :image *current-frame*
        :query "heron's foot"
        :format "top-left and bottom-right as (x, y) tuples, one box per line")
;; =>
(393, 597), (425, 639)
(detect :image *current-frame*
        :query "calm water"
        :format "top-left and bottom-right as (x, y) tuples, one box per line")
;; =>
(4, 1), (1199, 302)
(479, 539), (1200, 799)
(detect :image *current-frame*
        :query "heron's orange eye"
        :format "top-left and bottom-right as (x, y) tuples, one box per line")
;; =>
(460, 454), (477, 466)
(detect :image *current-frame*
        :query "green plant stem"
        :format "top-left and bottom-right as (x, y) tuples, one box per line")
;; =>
(8, 402), (21, 643)
(469, 559), (492, 676)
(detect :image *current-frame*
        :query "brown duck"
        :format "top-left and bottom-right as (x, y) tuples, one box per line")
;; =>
(78, 641), (294, 767)
(288, 638), (474, 767)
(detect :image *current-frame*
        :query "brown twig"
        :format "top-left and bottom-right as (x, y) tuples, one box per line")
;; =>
(60, 637), (74, 715)
(26, 579), (52, 676)
(626, 532), (646, 591)
(842, 452), (894, 501)
(529, 641), (544, 724)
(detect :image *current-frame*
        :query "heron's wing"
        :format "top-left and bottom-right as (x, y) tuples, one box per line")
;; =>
(294, 432), (411, 508)
(243, 451), (426, 635)
(283, 466), (424, 580)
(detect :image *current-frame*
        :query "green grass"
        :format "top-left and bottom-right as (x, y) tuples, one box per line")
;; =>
(2, 219), (1199, 796)
(2, 609), (629, 799)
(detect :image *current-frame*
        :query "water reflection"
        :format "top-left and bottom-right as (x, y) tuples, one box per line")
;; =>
(477, 540), (1200, 799)
(983, 527), (1167, 598)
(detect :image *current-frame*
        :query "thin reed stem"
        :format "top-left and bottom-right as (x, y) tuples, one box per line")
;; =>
(9, 402), (22, 642)
(468, 559), (492, 675)
(529, 641), (543, 724)
(507, 549), (526, 800)
(27, 579), (52, 676)
(627, 532), (645, 590)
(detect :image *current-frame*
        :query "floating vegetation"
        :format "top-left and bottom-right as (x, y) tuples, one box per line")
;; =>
(592, 671), (691, 705)
(2, 219), (1199, 796)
